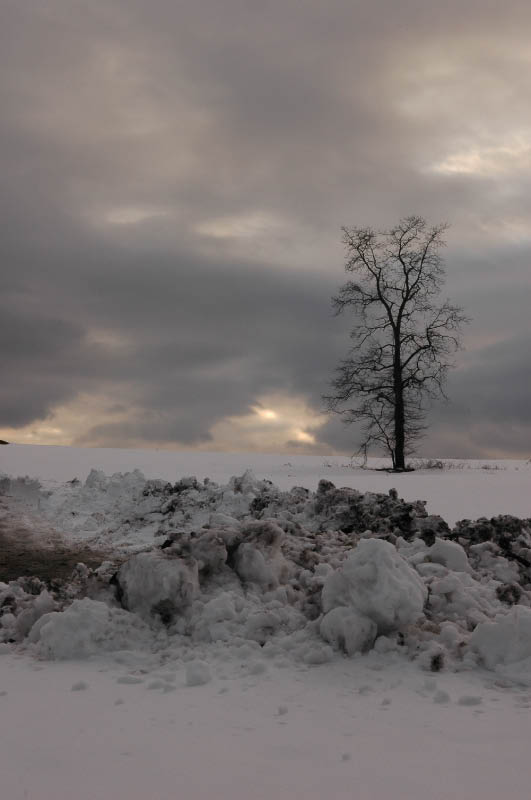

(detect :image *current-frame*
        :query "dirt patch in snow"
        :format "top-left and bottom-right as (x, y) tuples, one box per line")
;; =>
(0, 499), (110, 584)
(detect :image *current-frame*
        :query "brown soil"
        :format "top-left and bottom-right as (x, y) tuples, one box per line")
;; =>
(0, 498), (111, 584)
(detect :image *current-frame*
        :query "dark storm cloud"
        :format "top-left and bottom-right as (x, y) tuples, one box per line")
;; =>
(2, 0), (531, 454)
(0, 301), (119, 427)
(453, 337), (531, 427)
(1, 227), (351, 443)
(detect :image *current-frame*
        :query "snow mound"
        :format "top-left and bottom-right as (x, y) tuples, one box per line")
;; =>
(185, 660), (211, 686)
(115, 552), (199, 624)
(28, 598), (153, 659)
(320, 606), (377, 655)
(322, 538), (427, 638)
(233, 520), (290, 589)
(0, 475), (41, 502)
(470, 605), (531, 683)
(4, 468), (531, 681)
(428, 538), (471, 572)
(37, 468), (155, 547)
(0, 580), (57, 642)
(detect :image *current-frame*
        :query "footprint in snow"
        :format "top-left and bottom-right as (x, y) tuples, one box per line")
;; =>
(458, 695), (482, 706)
(71, 680), (89, 691)
(146, 679), (175, 692)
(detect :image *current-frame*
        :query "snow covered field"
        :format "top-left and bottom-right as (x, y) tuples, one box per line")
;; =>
(3, 443), (531, 525)
(1, 444), (531, 800)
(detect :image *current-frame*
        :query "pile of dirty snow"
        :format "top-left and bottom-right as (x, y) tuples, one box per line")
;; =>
(1, 469), (531, 686)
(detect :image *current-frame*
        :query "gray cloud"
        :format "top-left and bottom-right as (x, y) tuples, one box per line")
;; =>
(1, 230), (351, 443)
(2, 0), (531, 455)
(452, 337), (531, 426)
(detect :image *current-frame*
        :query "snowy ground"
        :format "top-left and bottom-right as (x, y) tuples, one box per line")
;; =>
(3, 443), (531, 526)
(1, 444), (531, 799)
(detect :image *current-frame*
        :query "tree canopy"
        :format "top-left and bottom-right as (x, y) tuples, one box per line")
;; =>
(325, 216), (469, 470)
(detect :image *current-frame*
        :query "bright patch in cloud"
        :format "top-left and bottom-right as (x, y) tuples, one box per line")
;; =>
(430, 136), (531, 177)
(253, 407), (278, 420)
(200, 394), (328, 453)
(0, 392), (329, 454)
(293, 429), (316, 444)
(195, 212), (282, 240)
(0, 394), (131, 447)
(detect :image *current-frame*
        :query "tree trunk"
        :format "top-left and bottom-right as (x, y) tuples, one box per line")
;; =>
(394, 392), (405, 470)
(393, 339), (406, 470)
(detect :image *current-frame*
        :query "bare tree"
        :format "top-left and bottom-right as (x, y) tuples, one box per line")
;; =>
(324, 216), (469, 471)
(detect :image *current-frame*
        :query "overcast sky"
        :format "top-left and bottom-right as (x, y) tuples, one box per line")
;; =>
(2, 0), (531, 458)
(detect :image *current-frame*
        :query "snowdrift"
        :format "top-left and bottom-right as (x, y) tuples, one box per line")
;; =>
(2, 468), (531, 684)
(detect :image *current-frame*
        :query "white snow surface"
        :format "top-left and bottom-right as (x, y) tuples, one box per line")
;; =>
(28, 597), (153, 659)
(1, 444), (531, 799)
(322, 538), (427, 633)
(470, 605), (531, 683)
